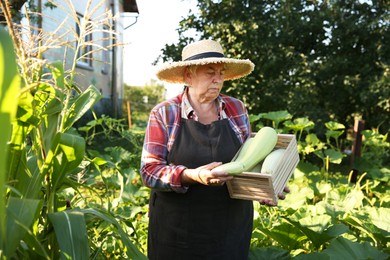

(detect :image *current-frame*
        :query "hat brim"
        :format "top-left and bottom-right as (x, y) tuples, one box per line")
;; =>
(156, 57), (255, 84)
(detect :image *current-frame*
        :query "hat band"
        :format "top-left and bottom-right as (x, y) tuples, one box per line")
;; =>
(184, 52), (224, 61)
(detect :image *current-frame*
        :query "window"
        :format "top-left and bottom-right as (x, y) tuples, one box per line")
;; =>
(76, 13), (93, 69)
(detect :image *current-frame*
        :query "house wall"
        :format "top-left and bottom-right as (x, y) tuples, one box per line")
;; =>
(39, 0), (125, 121)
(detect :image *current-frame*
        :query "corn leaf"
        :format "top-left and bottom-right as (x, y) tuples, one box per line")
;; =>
(34, 83), (63, 153)
(42, 132), (85, 194)
(0, 27), (22, 249)
(79, 208), (148, 260)
(49, 61), (65, 90)
(48, 210), (89, 260)
(5, 197), (41, 258)
(63, 85), (102, 130)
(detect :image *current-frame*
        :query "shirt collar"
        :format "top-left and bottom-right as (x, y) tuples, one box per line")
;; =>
(181, 88), (225, 119)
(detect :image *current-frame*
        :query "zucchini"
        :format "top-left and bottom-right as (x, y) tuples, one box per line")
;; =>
(234, 137), (253, 161)
(212, 161), (245, 175)
(249, 163), (262, 173)
(213, 126), (278, 175)
(260, 148), (286, 174)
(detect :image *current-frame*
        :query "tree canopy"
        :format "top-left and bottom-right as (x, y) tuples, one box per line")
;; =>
(159, 0), (389, 132)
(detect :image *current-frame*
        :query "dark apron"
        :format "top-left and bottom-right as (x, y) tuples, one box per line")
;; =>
(148, 119), (253, 260)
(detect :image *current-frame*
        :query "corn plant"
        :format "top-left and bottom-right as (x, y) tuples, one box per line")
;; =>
(0, 0), (146, 259)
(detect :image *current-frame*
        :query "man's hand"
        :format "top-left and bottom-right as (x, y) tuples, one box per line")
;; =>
(259, 186), (290, 206)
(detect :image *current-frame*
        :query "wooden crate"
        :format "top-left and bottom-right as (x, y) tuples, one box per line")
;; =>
(226, 134), (300, 204)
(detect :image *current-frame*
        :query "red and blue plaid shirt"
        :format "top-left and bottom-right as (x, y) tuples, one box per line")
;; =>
(140, 90), (251, 193)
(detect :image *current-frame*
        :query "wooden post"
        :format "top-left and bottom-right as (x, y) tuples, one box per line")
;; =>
(127, 100), (132, 129)
(350, 119), (364, 183)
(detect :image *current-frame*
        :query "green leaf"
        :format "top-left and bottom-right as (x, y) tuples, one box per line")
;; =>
(258, 222), (305, 250)
(325, 121), (345, 131)
(48, 210), (89, 260)
(284, 118), (315, 132)
(6, 197), (41, 257)
(325, 129), (344, 141)
(42, 133), (85, 194)
(92, 157), (108, 166)
(367, 207), (390, 232)
(0, 28), (20, 119)
(0, 26), (22, 249)
(323, 149), (344, 164)
(314, 149), (344, 164)
(49, 61), (65, 89)
(34, 83), (64, 153)
(258, 110), (292, 129)
(322, 237), (389, 260)
(78, 208), (147, 260)
(63, 85), (102, 130)
(343, 189), (365, 211)
(249, 247), (291, 260)
(285, 218), (348, 249)
(295, 252), (329, 260)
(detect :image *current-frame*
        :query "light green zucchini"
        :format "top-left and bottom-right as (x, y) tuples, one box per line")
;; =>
(260, 148), (286, 174)
(234, 137), (253, 161)
(212, 161), (245, 175)
(213, 126), (278, 175)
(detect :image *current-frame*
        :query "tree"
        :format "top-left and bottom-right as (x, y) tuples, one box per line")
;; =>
(158, 0), (390, 132)
(123, 80), (166, 128)
(0, 0), (55, 23)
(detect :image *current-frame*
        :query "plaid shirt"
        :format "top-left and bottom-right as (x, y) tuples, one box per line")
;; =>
(140, 90), (251, 193)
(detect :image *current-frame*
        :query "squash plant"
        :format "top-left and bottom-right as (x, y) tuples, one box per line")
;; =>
(76, 112), (389, 258)
(248, 111), (390, 259)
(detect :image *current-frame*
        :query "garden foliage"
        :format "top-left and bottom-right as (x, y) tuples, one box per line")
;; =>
(1, 0), (389, 259)
(0, 0), (146, 258)
(159, 0), (390, 132)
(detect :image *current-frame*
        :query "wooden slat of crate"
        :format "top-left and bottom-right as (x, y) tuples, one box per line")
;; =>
(227, 173), (276, 202)
(227, 134), (299, 204)
(272, 136), (299, 195)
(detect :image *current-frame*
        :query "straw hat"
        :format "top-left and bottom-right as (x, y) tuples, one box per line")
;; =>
(156, 39), (255, 84)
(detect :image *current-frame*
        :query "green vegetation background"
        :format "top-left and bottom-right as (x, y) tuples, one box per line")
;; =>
(1, 0), (389, 259)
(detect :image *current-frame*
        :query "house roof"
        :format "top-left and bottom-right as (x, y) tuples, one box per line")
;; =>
(123, 0), (139, 13)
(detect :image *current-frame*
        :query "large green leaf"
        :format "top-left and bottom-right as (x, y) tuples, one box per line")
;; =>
(0, 28), (20, 119)
(314, 149), (344, 164)
(40, 132), (85, 216)
(0, 26), (22, 250)
(48, 210), (89, 260)
(249, 247), (291, 260)
(343, 211), (390, 247)
(49, 61), (66, 90)
(295, 252), (329, 260)
(284, 118), (315, 133)
(7, 93), (39, 187)
(63, 85), (102, 130)
(286, 218), (349, 249)
(367, 206), (390, 232)
(257, 222), (305, 250)
(33, 83), (63, 154)
(258, 110), (293, 129)
(42, 132), (85, 195)
(5, 197), (41, 258)
(322, 237), (389, 260)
